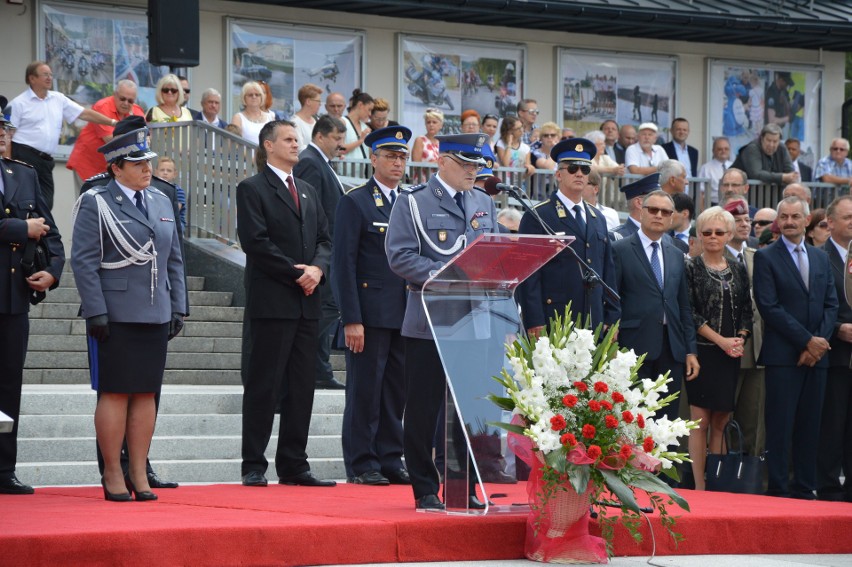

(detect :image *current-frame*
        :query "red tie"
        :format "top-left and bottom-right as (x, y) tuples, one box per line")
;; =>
(286, 175), (300, 213)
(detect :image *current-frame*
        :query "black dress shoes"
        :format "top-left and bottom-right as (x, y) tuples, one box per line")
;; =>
(315, 378), (346, 390)
(415, 494), (445, 510)
(468, 495), (492, 509)
(125, 476), (158, 502)
(147, 472), (179, 489)
(0, 475), (34, 495)
(383, 468), (411, 485)
(278, 471), (336, 487)
(241, 471), (268, 487)
(349, 471), (390, 485)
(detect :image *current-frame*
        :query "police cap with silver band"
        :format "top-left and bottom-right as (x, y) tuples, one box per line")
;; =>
(620, 173), (661, 200)
(365, 125), (412, 154)
(476, 144), (497, 179)
(97, 115), (157, 163)
(550, 137), (596, 165)
(436, 133), (488, 165)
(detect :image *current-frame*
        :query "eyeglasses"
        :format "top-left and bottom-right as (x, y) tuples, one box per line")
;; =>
(752, 219), (773, 227)
(541, 133), (559, 138)
(116, 96), (136, 104)
(161, 88), (179, 94)
(642, 206), (674, 217)
(561, 164), (591, 175)
(37, 72), (53, 79)
(447, 155), (484, 172)
(522, 109), (540, 115)
(379, 153), (408, 164)
(246, 92), (262, 98)
(817, 221), (829, 229)
(701, 230), (729, 237)
(183, 89), (191, 95)
(720, 182), (745, 188)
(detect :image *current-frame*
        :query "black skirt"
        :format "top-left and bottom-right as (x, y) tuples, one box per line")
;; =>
(687, 284), (739, 412)
(87, 322), (169, 394)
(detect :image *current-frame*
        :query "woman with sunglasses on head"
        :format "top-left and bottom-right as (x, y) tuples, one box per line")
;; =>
(685, 206), (753, 490)
(806, 208), (830, 248)
(146, 74), (193, 123)
(231, 81), (276, 146)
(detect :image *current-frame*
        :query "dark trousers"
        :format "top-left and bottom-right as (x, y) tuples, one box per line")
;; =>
(241, 317), (318, 478)
(341, 327), (405, 477)
(764, 365), (826, 497)
(11, 143), (54, 211)
(817, 365), (852, 498)
(0, 313), (28, 477)
(315, 281), (339, 383)
(637, 332), (684, 424)
(404, 337), (447, 499)
(95, 390), (158, 476)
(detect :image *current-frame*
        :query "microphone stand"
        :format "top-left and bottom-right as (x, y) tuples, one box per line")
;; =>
(504, 185), (620, 323)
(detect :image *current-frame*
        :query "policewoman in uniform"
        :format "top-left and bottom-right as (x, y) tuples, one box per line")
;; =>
(517, 138), (619, 333)
(0, 115), (65, 495)
(385, 133), (499, 510)
(334, 125), (411, 486)
(71, 125), (187, 501)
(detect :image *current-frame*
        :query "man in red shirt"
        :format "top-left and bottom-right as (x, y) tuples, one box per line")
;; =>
(66, 80), (144, 187)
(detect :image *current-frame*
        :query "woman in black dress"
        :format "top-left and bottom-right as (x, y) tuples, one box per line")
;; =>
(685, 206), (753, 490)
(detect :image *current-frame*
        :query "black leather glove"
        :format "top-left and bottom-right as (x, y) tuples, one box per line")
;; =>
(168, 312), (185, 340)
(86, 314), (110, 342)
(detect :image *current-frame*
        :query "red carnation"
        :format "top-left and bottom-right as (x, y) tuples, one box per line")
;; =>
(612, 392), (625, 403)
(620, 445), (633, 459)
(587, 445), (602, 459)
(582, 424), (596, 439)
(588, 400), (601, 412)
(605, 415), (619, 429)
(562, 394), (578, 408)
(550, 415), (567, 431)
(594, 381), (609, 393)
(574, 381), (589, 392)
(561, 433), (577, 447)
(637, 414), (645, 429)
(600, 400), (613, 411)
(622, 410), (634, 424)
(643, 436), (655, 453)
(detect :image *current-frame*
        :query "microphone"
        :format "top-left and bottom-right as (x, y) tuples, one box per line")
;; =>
(481, 176), (503, 196)
(495, 182), (520, 193)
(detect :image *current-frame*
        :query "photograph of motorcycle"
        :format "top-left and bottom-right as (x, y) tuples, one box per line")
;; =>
(404, 53), (459, 111)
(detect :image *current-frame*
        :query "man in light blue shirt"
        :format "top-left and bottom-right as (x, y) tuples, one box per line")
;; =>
(815, 138), (852, 186)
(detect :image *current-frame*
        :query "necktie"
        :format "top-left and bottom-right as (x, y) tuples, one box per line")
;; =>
(389, 190), (396, 205)
(286, 175), (300, 213)
(454, 192), (464, 217)
(573, 204), (586, 234)
(650, 242), (663, 290)
(795, 246), (809, 290)
(134, 191), (147, 217)
(737, 252), (744, 263)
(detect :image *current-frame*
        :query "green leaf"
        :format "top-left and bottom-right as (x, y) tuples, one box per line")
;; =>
(659, 464), (681, 482)
(629, 473), (690, 512)
(567, 465), (590, 494)
(487, 421), (526, 435)
(486, 394), (515, 411)
(599, 469), (641, 514)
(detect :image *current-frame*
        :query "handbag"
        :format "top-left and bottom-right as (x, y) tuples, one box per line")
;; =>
(21, 237), (52, 305)
(705, 419), (765, 494)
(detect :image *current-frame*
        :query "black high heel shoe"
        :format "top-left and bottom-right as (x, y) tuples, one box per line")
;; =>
(101, 477), (132, 502)
(125, 475), (158, 502)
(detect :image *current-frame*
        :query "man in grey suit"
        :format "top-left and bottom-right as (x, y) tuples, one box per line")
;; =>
(386, 133), (499, 510)
(612, 190), (700, 424)
(293, 115), (347, 390)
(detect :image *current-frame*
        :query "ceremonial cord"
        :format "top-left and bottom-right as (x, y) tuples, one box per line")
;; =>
(407, 193), (466, 256)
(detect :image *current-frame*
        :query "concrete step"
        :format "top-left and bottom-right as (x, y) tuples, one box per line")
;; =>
(24, 351), (244, 370)
(29, 303), (245, 322)
(59, 273), (206, 292)
(23, 368), (247, 385)
(18, 434), (343, 462)
(27, 335), (243, 353)
(44, 288), (234, 307)
(29, 319), (245, 338)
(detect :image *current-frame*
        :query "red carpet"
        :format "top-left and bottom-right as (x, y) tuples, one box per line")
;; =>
(1, 483), (851, 566)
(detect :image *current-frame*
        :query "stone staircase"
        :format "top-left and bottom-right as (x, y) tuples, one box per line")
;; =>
(17, 266), (346, 486)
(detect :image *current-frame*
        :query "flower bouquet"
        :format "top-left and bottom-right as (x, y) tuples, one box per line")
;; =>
(489, 309), (697, 562)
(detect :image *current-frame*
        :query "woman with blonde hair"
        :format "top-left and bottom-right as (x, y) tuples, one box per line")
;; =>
(531, 121), (560, 170)
(368, 97), (398, 131)
(230, 81), (276, 145)
(685, 206), (753, 490)
(146, 74), (193, 123)
(411, 107), (444, 164)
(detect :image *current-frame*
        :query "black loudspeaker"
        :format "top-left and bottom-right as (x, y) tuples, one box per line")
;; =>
(148, 0), (200, 67)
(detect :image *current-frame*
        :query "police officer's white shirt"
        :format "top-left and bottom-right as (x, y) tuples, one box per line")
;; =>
(374, 178), (398, 202)
(830, 237), (848, 264)
(115, 182), (146, 213)
(434, 173), (460, 201)
(627, 216), (641, 230)
(555, 192), (585, 225)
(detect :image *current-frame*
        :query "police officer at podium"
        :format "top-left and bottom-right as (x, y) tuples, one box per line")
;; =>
(385, 133), (499, 510)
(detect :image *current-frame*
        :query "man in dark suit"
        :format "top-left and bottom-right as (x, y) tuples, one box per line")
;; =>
(612, 190), (699, 424)
(197, 89), (228, 129)
(293, 115), (348, 390)
(817, 195), (852, 502)
(237, 120), (335, 488)
(785, 138), (812, 183)
(518, 137), (619, 332)
(0, 115), (65, 494)
(753, 196), (838, 499)
(334, 126), (411, 486)
(610, 173), (660, 240)
(613, 124), (636, 165)
(662, 118), (698, 177)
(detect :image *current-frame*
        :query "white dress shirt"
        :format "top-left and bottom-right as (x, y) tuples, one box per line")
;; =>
(9, 87), (84, 154)
(697, 158), (732, 204)
(625, 143), (668, 170)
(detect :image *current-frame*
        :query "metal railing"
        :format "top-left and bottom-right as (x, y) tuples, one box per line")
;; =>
(147, 122), (849, 246)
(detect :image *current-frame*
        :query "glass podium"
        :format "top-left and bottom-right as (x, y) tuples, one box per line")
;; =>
(421, 233), (574, 515)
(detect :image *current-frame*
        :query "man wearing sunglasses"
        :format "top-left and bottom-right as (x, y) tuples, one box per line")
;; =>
(518, 137), (619, 336)
(66, 80), (145, 190)
(516, 99), (540, 145)
(386, 133), (498, 510)
(815, 138), (852, 187)
(610, 172), (661, 240)
(612, 190), (699, 432)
